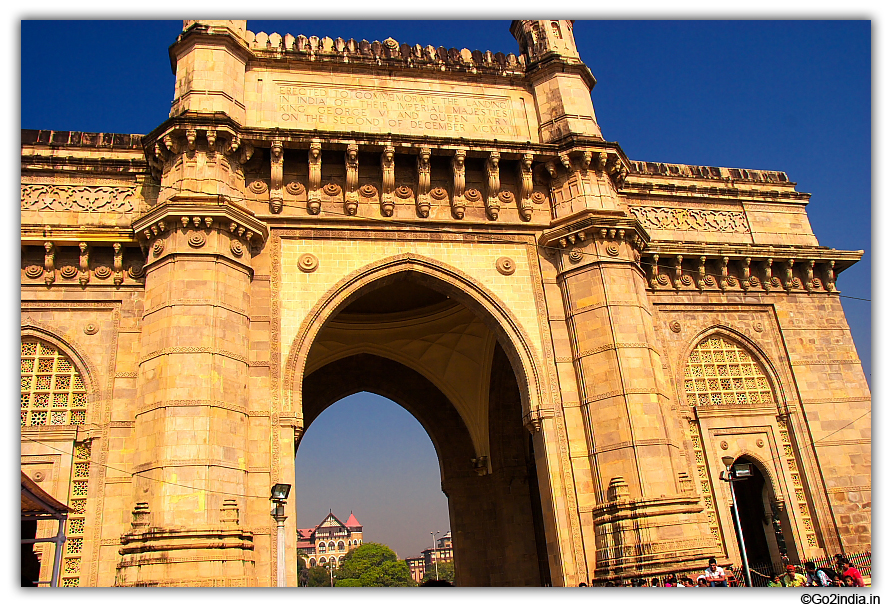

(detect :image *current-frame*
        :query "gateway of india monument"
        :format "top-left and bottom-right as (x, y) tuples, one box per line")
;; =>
(20, 20), (870, 587)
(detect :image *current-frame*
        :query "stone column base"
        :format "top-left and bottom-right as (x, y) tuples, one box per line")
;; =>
(591, 484), (718, 582)
(115, 527), (256, 587)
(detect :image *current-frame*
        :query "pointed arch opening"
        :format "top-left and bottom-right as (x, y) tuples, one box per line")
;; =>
(293, 267), (554, 586)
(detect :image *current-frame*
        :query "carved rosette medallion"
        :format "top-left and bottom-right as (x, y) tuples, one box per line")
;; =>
(24, 265), (43, 279)
(430, 187), (448, 201)
(188, 233), (207, 248)
(298, 253), (319, 273)
(59, 266), (78, 279)
(720, 440), (729, 450)
(497, 190), (514, 204)
(464, 189), (482, 203)
(94, 266), (112, 279)
(127, 262), (145, 279)
(152, 240), (165, 257)
(395, 186), (414, 200)
(756, 439), (765, 448)
(605, 244), (619, 257)
(84, 323), (99, 335)
(231, 240), (245, 258)
(359, 184), (378, 198)
(285, 182), (305, 196)
(496, 257), (516, 276)
(322, 183), (341, 197)
(531, 191), (546, 205)
(669, 320), (682, 333)
(248, 180), (268, 194)
(753, 322), (764, 333)
(568, 248), (584, 263)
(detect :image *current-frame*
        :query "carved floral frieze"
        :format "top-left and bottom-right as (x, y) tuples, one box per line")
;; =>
(629, 206), (750, 233)
(22, 185), (136, 213)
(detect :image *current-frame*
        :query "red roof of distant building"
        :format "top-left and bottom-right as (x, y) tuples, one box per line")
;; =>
(345, 512), (362, 529)
(297, 528), (316, 538)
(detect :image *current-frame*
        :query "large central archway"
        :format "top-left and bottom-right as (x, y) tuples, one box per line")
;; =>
(293, 264), (555, 586)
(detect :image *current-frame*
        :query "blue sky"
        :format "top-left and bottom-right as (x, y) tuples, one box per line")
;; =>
(19, 19), (872, 563)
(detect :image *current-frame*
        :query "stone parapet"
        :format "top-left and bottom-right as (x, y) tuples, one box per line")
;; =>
(246, 29), (528, 80)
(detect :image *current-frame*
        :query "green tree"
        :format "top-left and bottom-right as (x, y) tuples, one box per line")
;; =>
(334, 542), (416, 587)
(305, 565), (334, 587)
(422, 561), (455, 583)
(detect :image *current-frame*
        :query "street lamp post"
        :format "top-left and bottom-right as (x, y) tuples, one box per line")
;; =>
(720, 456), (752, 587)
(270, 483), (292, 588)
(430, 530), (440, 580)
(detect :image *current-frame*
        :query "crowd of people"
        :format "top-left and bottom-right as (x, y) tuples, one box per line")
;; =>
(579, 554), (868, 587)
(758, 554), (866, 588)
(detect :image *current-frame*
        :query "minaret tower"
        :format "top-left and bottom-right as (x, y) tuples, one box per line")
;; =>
(510, 20), (602, 142)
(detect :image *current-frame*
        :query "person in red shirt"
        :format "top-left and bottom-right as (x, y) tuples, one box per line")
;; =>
(838, 561), (865, 587)
(834, 555), (866, 587)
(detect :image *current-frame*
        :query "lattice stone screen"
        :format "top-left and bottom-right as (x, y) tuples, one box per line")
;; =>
(62, 441), (92, 586)
(21, 338), (87, 426)
(683, 335), (773, 407)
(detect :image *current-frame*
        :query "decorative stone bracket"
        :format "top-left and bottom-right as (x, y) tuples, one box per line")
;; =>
(417, 147), (431, 218)
(451, 149), (466, 219)
(485, 151), (500, 220)
(308, 138), (322, 215)
(269, 139), (284, 214)
(471, 455), (490, 476)
(523, 406), (554, 434)
(345, 142), (359, 216)
(517, 152), (534, 221)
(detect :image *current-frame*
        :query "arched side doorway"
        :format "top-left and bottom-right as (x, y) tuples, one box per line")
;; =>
(731, 456), (792, 568)
(682, 332), (808, 567)
(301, 347), (551, 586)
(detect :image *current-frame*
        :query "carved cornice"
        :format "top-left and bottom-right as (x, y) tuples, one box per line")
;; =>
(644, 244), (862, 294)
(146, 113), (627, 166)
(21, 225), (137, 247)
(132, 197), (269, 247)
(538, 210), (648, 251)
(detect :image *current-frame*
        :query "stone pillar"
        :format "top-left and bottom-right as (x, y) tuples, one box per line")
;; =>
(116, 197), (267, 586)
(542, 213), (716, 580)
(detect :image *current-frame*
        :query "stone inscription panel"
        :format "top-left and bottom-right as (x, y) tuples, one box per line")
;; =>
(269, 81), (530, 140)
